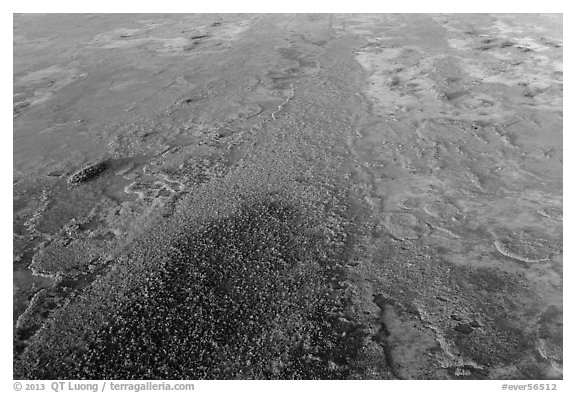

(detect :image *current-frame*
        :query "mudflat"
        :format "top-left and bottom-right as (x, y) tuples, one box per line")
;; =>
(13, 14), (562, 379)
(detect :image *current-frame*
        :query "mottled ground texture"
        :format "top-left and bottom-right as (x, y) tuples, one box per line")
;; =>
(14, 14), (562, 379)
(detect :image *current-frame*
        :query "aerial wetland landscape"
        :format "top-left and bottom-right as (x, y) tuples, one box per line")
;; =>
(13, 14), (562, 379)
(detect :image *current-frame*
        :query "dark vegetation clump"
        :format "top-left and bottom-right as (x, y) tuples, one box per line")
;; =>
(15, 198), (367, 379)
(67, 162), (107, 185)
(13, 101), (31, 116)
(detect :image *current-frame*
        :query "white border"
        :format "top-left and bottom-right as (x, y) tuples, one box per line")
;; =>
(4, 3), (571, 391)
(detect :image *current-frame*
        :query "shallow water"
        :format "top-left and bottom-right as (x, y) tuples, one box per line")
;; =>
(14, 14), (562, 379)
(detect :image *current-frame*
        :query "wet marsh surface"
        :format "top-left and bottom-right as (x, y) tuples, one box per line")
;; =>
(13, 14), (562, 379)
